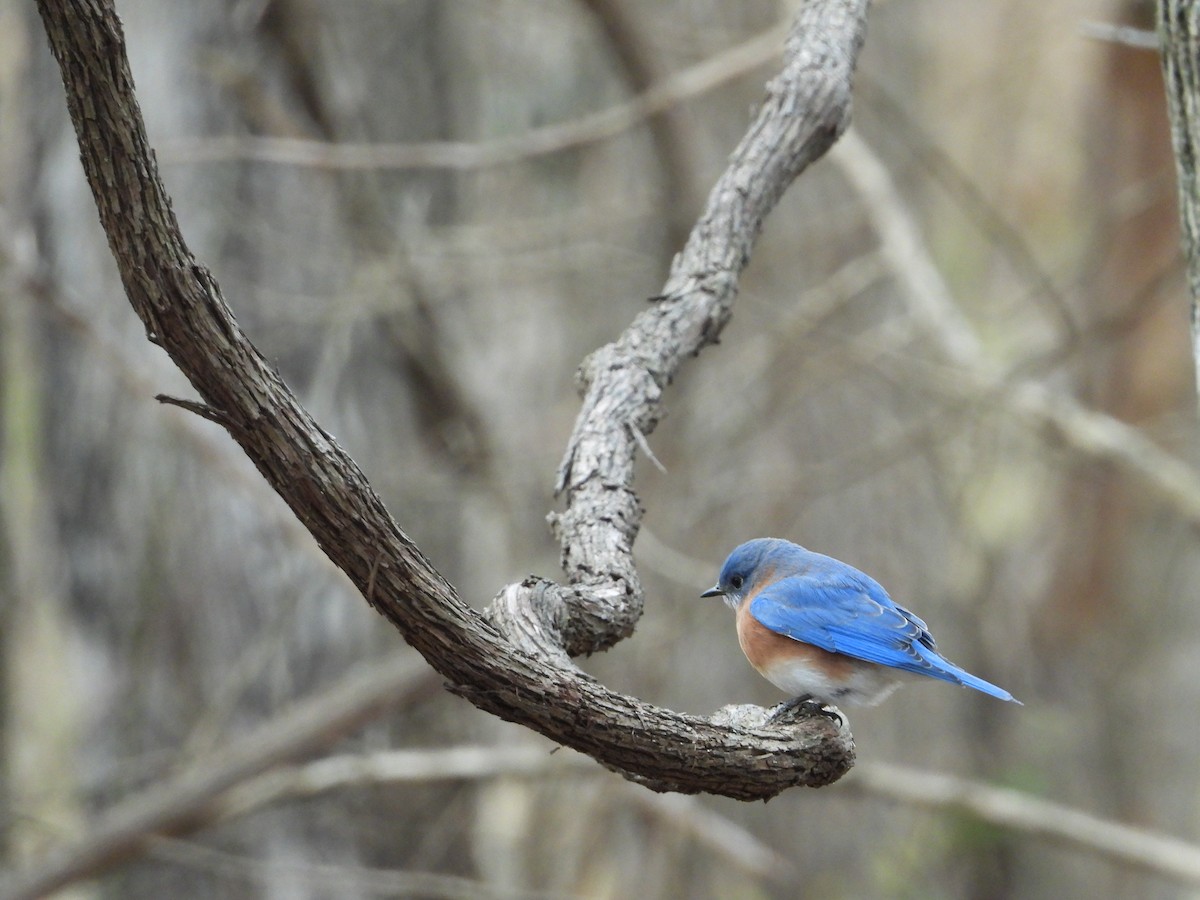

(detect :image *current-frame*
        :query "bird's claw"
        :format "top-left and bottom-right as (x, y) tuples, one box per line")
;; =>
(767, 695), (846, 728)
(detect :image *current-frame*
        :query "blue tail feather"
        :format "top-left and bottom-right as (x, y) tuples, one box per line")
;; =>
(914, 643), (1021, 704)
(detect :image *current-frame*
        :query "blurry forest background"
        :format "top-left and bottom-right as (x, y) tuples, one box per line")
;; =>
(2, 0), (1198, 897)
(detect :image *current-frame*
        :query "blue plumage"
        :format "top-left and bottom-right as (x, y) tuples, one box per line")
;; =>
(702, 538), (1019, 705)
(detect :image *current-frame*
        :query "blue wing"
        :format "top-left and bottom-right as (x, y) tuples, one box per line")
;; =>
(748, 567), (1018, 703)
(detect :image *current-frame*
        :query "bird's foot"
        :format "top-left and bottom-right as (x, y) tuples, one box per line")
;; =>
(768, 694), (846, 728)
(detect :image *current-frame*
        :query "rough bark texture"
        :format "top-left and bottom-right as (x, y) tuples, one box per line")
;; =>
(1160, 0), (1200, 402)
(34, 0), (866, 802)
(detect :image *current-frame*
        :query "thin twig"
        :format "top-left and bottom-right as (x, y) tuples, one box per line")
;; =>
(1080, 21), (1158, 50)
(629, 423), (668, 474)
(155, 393), (232, 428)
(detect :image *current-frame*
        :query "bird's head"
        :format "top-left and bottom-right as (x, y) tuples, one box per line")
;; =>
(700, 538), (795, 610)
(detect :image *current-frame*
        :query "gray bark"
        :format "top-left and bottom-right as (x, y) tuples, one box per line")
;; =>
(1160, 0), (1200, 401)
(32, 0), (865, 811)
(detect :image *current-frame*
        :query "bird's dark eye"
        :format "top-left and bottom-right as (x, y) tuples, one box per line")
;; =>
(730, 574), (744, 590)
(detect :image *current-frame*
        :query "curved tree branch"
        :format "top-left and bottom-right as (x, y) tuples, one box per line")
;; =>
(31, 0), (866, 815)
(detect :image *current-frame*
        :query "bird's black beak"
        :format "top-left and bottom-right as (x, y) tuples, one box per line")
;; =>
(699, 584), (725, 598)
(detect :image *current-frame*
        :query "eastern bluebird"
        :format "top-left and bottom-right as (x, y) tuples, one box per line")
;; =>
(701, 538), (1019, 707)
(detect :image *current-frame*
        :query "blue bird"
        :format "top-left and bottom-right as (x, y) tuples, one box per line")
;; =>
(701, 538), (1019, 706)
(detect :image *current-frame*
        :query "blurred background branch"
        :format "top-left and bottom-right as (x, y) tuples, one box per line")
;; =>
(0, 655), (439, 900)
(848, 762), (1200, 887)
(155, 20), (789, 174)
(832, 126), (1200, 525)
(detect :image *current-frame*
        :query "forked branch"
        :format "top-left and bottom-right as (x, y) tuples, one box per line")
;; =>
(33, 0), (868, 804)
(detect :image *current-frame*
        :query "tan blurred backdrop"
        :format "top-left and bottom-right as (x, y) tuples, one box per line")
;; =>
(3, 0), (1196, 898)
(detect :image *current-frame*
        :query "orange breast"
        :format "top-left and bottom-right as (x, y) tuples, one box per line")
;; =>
(735, 599), (855, 680)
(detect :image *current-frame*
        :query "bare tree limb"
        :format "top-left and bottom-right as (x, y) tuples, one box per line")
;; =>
(100, 755), (1200, 896)
(31, 0), (866, 825)
(213, 746), (792, 882)
(1159, 0), (1200, 405)
(831, 127), (1200, 526)
(530, 3), (871, 658)
(99, 736), (1200, 892)
(849, 762), (1200, 887)
(0, 655), (439, 900)
(237, 748), (1200, 888)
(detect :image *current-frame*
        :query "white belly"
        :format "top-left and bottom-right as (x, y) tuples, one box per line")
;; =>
(760, 655), (905, 707)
